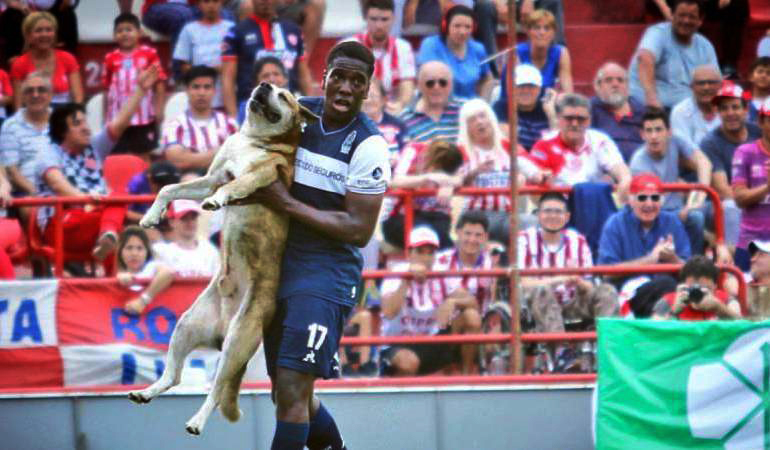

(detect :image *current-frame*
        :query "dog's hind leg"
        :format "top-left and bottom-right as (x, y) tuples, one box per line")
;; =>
(128, 278), (223, 404)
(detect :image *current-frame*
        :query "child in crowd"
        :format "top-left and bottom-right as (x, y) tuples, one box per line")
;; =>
(102, 13), (167, 160)
(116, 226), (175, 316)
(173, 0), (234, 109)
(749, 57), (770, 123)
(0, 68), (11, 128)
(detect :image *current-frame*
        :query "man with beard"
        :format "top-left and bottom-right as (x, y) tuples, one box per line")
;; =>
(590, 62), (645, 163)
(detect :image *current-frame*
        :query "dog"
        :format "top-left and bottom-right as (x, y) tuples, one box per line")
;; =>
(127, 82), (316, 435)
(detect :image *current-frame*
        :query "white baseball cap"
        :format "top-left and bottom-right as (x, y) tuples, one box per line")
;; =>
(749, 240), (770, 255)
(408, 226), (440, 249)
(515, 64), (542, 87)
(168, 199), (201, 219)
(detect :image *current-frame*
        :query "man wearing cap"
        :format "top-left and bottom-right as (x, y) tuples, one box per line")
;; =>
(598, 173), (691, 272)
(747, 240), (770, 317)
(630, 107), (711, 255)
(493, 63), (557, 151)
(732, 97), (770, 271)
(380, 226), (482, 376)
(699, 81), (761, 245)
(152, 198), (219, 277)
(590, 62), (645, 163)
(669, 65), (722, 151)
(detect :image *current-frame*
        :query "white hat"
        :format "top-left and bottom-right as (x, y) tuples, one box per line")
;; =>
(408, 226), (440, 249)
(749, 240), (770, 255)
(515, 64), (542, 87)
(168, 199), (201, 219)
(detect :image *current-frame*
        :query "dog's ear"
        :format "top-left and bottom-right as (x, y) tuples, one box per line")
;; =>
(299, 104), (319, 125)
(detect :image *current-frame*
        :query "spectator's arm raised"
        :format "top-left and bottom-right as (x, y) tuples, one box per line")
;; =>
(106, 65), (160, 141)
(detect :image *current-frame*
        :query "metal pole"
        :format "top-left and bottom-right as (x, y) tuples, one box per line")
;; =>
(506, 0), (521, 374)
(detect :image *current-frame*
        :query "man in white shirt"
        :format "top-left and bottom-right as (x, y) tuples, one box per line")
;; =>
(670, 65), (722, 151)
(153, 198), (219, 277)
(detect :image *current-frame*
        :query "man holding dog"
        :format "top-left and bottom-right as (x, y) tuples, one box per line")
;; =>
(246, 41), (390, 450)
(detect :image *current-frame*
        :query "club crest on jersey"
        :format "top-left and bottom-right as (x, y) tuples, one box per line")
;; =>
(303, 350), (316, 364)
(340, 130), (356, 154)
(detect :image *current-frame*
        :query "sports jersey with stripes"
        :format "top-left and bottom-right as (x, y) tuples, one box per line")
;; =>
(278, 97), (391, 307)
(517, 226), (593, 305)
(380, 261), (448, 336)
(161, 110), (238, 154)
(385, 142), (451, 218)
(460, 143), (511, 212)
(436, 248), (495, 312)
(345, 33), (416, 96)
(399, 101), (460, 144)
(102, 45), (166, 125)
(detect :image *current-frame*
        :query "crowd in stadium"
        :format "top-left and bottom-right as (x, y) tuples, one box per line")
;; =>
(0, 0), (769, 377)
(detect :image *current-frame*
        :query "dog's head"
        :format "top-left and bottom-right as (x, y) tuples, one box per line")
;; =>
(241, 83), (318, 152)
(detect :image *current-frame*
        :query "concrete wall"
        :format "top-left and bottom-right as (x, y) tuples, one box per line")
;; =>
(0, 384), (594, 450)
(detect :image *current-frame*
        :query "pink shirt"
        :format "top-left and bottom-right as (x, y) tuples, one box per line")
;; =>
(732, 139), (770, 248)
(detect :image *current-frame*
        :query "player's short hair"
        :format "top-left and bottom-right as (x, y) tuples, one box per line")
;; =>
(114, 12), (141, 30)
(364, 0), (395, 14)
(326, 41), (375, 79)
(49, 103), (86, 145)
(184, 65), (218, 86)
(672, 0), (705, 17)
(456, 211), (489, 232)
(641, 107), (670, 129)
(679, 255), (719, 283)
(750, 56), (770, 73)
(537, 192), (568, 209)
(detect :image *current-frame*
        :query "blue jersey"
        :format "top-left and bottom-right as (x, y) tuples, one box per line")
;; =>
(278, 97), (391, 306)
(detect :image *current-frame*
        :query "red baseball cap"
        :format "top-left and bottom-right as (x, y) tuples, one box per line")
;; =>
(167, 199), (201, 219)
(711, 80), (750, 106)
(629, 173), (663, 194)
(408, 226), (440, 249)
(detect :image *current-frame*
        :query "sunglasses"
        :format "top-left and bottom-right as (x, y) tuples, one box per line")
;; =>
(23, 86), (50, 94)
(425, 78), (448, 89)
(562, 115), (589, 124)
(636, 194), (661, 203)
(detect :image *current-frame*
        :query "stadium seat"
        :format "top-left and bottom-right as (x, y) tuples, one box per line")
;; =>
(103, 154), (148, 194)
(85, 93), (104, 132)
(25, 207), (99, 277)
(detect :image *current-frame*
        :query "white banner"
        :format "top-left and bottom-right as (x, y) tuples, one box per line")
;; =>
(0, 280), (59, 348)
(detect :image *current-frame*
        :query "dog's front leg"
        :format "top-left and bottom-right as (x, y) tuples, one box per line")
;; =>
(140, 171), (230, 227)
(201, 159), (282, 211)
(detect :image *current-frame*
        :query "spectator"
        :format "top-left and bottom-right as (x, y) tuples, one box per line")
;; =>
(102, 13), (167, 159)
(748, 57), (770, 123)
(747, 240), (770, 318)
(346, 0), (416, 115)
(516, 0), (565, 45)
(10, 12), (83, 109)
(0, 72), (52, 198)
(380, 226), (482, 376)
(527, 93), (631, 198)
(161, 66), (238, 171)
(126, 160), (180, 223)
(399, 61), (460, 144)
(518, 192), (617, 371)
(760, 31), (770, 58)
(34, 66), (159, 263)
(383, 140), (464, 249)
(115, 225), (175, 316)
(515, 8), (572, 93)
(236, 56), (290, 122)
(173, 0), (234, 109)
(598, 173), (691, 271)
(651, 255), (741, 320)
(670, 65), (722, 151)
(436, 211), (496, 314)
(493, 63), (556, 150)
(701, 81), (759, 249)
(362, 77), (406, 170)
(0, 0), (28, 64)
(255, 0), (326, 59)
(629, 0), (718, 109)
(630, 107), (711, 255)
(590, 62), (645, 163)
(0, 68), (11, 127)
(222, 0), (312, 120)
(732, 98), (770, 272)
(152, 198), (219, 277)
(416, 4), (493, 100)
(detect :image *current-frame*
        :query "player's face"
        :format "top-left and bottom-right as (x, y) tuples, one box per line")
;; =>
(366, 7), (394, 43)
(641, 118), (670, 159)
(28, 19), (56, 50)
(114, 22), (140, 50)
(447, 14), (473, 48)
(323, 57), (370, 121)
(671, 3), (702, 39)
(557, 106), (590, 145)
(457, 223), (487, 258)
(717, 98), (747, 133)
(198, 0), (222, 20)
(257, 63), (288, 88)
(466, 110), (494, 145)
(630, 189), (662, 225)
(121, 235), (149, 273)
(596, 65), (628, 107)
(186, 76), (216, 111)
(537, 199), (569, 233)
(64, 111), (92, 150)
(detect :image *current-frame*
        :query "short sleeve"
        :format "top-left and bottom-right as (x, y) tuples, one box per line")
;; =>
(9, 56), (30, 82)
(731, 145), (750, 186)
(673, 135), (695, 161)
(34, 143), (63, 184)
(147, 47), (167, 81)
(101, 53), (113, 89)
(346, 135), (391, 194)
(629, 148), (649, 175)
(0, 121), (18, 166)
(0, 71), (12, 97)
(595, 132), (625, 171)
(173, 24), (194, 62)
(638, 24), (665, 60)
(416, 35), (441, 66)
(58, 51), (80, 73)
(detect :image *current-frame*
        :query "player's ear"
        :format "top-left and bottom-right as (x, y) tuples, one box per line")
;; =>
(299, 104), (319, 125)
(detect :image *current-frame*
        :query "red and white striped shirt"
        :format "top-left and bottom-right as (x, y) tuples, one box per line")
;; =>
(345, 33), (416, 97)
(102, 45), (167, 125)
(380, 261), (449, 336)
(386, 142), (452, 218)
(517, 227), (593, 304)
(436, 248), (495, 312)
(161, 110), (238, 154)
(460, 143), (511, 212)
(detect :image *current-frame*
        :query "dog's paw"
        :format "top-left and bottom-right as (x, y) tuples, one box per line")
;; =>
(139, 209), (162, 228)
(220, 403), (243, 423)
(201, 195), (224, 211)
(185, 418), (204, 436)
(127, 390), (153, 404)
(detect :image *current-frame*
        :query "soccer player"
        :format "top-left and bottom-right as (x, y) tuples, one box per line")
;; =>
(243, 41), (390, 450)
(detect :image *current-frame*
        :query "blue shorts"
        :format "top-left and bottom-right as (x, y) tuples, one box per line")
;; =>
(265, 295), (352, 379)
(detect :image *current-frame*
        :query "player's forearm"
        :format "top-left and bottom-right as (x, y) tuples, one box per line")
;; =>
(281, 197), (376, 247)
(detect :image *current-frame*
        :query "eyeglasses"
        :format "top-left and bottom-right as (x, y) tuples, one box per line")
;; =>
(562, 115), (589, 124)
(23, 86), (50, 95)
(425, 79), (448, 89)
(636, 194), (661, 203)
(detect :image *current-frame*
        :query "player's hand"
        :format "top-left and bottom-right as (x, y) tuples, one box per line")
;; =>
(124, 298), (147, 316)
(718, 0), (731, 8)
(436, 185), (454, 207)
(715, 243), (733, 265)
(241, 180), (293, 211)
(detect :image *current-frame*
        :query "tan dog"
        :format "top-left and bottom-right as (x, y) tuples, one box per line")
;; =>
(128, 83), (316, 435)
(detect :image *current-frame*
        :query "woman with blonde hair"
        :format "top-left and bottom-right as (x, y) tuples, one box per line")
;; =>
(10, 11), (83, 109)
(516, 9), (572, 93)
(116, 226), (175, 316)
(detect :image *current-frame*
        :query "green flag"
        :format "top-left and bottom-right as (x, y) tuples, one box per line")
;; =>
(596, 319), (770, 450)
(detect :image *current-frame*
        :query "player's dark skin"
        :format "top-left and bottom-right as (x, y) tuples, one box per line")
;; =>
(240, 56), (385, 424)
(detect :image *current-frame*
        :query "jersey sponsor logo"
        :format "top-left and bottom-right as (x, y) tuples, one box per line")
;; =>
(372, 166), (383, 180)
(294, 148), (348, 194)
(340, 130), (356, 154)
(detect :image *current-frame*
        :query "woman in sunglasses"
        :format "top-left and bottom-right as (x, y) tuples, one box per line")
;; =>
(416, 4), (494, 100)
